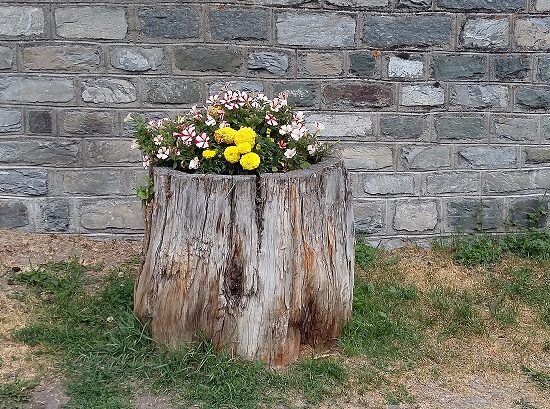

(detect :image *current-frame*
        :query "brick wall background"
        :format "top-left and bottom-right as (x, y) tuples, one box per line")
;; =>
(1, 0), (550, 245)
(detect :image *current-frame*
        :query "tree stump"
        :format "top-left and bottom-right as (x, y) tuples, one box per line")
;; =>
(134, 156), (354, 366)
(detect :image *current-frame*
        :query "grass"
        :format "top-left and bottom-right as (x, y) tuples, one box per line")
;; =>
(8, 234), (550, 408)
(0, 379), (37, 409)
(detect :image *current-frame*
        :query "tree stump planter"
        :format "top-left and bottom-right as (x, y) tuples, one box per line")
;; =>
(134, 155), (354, 366)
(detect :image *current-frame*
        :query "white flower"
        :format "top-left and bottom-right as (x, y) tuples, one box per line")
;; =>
(153, 135), (164, 145)
(206, 94), (220, 105)
(106, 316), (114, 323)
(314, 122), (325, 133)
(205, 115), (216, 127)
(123, 113), (134, 123)
(156, 147), (169, 160)
(189, 157), (200, 170)
(195, 132), (210, 148)
(284, 148), (296, 159)
(265, 113), (278, 126)
(142, 155), (150, 169)
(307, 144), (317, 155)
(279, 124), (293, 135)
(218, 121), (230, 129)
(290, 126), (306, 141)
(293, 111), (305, 123)
(130, 141), (139, 150)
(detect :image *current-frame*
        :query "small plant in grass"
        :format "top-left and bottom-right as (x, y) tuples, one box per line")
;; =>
(452, 235), (503, 266)
(428, 288), (485, 335)
(522, 366), (550, 390)
(355, 241), (378, 271)
(0, 380), (36, 409)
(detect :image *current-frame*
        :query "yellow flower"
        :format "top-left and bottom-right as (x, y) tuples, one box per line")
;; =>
(214, 127), (237, 144)
(202, 149), (217, 159)
(240, 152), (261, 170)
(223, 146), (241, 163)
(236, 142), (252, 154)
(234, 127), (256, 145)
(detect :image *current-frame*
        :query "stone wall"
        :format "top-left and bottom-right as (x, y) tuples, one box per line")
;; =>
(1, 1), (549, 245)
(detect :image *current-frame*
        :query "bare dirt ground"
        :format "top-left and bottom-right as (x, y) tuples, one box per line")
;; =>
(0, 230), (548, 409)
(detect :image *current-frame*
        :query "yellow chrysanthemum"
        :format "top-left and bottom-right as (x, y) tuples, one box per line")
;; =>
(236, 142), (252, 154)
(223, 146), (241, 163)
(214, 127), (237, 144)
(202, 149), (217, 159)
(240, 152), (261, 170)
(234, 127), (256, 145)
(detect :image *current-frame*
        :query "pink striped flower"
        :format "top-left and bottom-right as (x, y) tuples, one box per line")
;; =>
(195, 132), (210, 148)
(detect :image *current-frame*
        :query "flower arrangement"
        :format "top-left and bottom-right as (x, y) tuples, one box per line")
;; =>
(129, 89), (329, 175)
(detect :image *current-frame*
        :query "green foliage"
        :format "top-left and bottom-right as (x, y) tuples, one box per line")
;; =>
(522, 366), (550, 390)
(0, 380), (36, 409)
(502, 230), (550, 261)
(355, 242), (378, 270)
(428, 289), (485, 335)
(383, 384), (415, 405)
(135, 177), (154, 201)
(452, 235), (503, 266)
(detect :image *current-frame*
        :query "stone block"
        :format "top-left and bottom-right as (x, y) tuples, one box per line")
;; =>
(525, 148), (550, 165)
(461, 17), (509, 50)
(143, 78), (201, 105)
(341, 144), (394, 170)
(80, 199), (144, 231)
(39, 200), (70, 232)
(379, 114), (429, 140)
(110, 47), (164, 72)
(59, 110), (116, 136)
(139, 7), (200, 39)
(387, 54), (424, 79)
(276, 11), (356, 47)
(305, 113), (374, 139)
(349, 52), (379, 78)
(247, 52), (289, 76)
(210, 8), (269, 41)
(208, 81), (264, 95)
(438, 0), (525, 11)
(446, 199), (503, 232)
(173, 46), (243, 73)
(0, 76), (74, 103)
(425, 172), (480, 195)
(23, 46), (101, 71)
(28, 110), (52, 134)
(509, 197), (548, 228)
(0, 201), (28, 228)
(450, 84), (509, 109)
(299, 52), (344, 77)
(458, 146), (517, 168)
(431, 54), (486, 80)
(360, 173), (416, 195)
(401, 84), (445, 107)
(393, 200), (438, 232)
(56, 169), (137, 196)
(0, 169), (47, 196)
(0, 109), (21, 133)
(434, 115), (486, 141)
(401, 146), (451, 170)
(55, 6), (127, 39)
(491, 115), (538, 143)
(515, 17), (550, 51)
(354, 201), (386, 235)
(515, 86), (550, 111)
(322, 83), (394, 109)
(538, 56), (550, 82)
(363, 15), (452, 49)
(493, 55), (531, 81)
(0, 139), (79, 166)
(0, 46), (14, 69)
(83, 140), (141, 165)
(81, 78), (137, 104)
(0, 6), (44, 36)
(273, 82), (317, 107)
(484, 170), (535, 194)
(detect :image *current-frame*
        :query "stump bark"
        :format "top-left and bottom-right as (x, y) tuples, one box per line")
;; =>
(134, 156), (354, 366)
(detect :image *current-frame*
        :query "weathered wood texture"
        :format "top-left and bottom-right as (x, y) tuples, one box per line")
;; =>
(134, 156), (354, 366)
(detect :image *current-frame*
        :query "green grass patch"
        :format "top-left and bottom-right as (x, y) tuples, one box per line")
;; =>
(428, 288), (485, 335)
(0, 380), (36, 409)
(522, 366), (550, 390)
(452, 235), (503, 267)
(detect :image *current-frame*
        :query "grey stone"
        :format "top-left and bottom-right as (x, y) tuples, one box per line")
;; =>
(538, 56), (550, 82)
(59, 110), (116, 136)
(0, 76), (74, 103)
(0, 46), (14, 69)
(210, 8), (269, 40)
(139, 7), (199, 39)
(434, 115), (486, 141)
(305, 113), (374, 139)
(80, 199), (144, 230)
(57, 169), (137, 196)
(122, 111), (172, 137)
(509, 198), (548, 228)
(39, 201), (70, 232)
(438, 0), (525, 11)
(380, 114), (429, 140)
(542, 117), (550, 141)
(525, 147), (550, 164)
(354, 201), (386, 234)
(0, 139), (79, 166)
(23, 46), (101, 71)
(55, 7), (127, 40)
(461, 17), (509, 50)
(388, 54), (424, 79)
(484, 170), (536, 193)
(325, 0), (389, 6)
(401, 146), (451, 170)
(300, 52), (344, 76)
(447, 199), (503, 232)
(322, 83), (394, 109)
(276, 11), (356, 47)
(515, 86), (550, 111)
(0, 6), (44, 36)
(28, 110), (53, 134)
(0, 109), (21, 133)
(111, 47), (164, 72)
(349, 52), (378, 77)
(515, 17), (550, 51)
(0, 202), (28, 228)
(81, 78), (137, 104)
(393, 200), (438, 232)
(173, 46), (243, 73)
(450, 84), (509, 109)
(208, 81), (264, 95)
(396, 0), (431, 8)
(273, 82), (317, 107)
(143, 79), (201, 105)
(341, 144), (394, 170)
(84, 140), (140, 165)
(535, 0), (550, 11)
(361, 173), (416, 195)
(425, 172), (480, 195)
(363, 15), (452, 49)
(494, 55), (531, 81)
(0, 169), (47, 196)
(431, 54), (486, 80)
(247, 52), (289, 76)
(401, 84), (445, 107)
(491, 116), (538, 143)
(458, 146), (517, 168)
